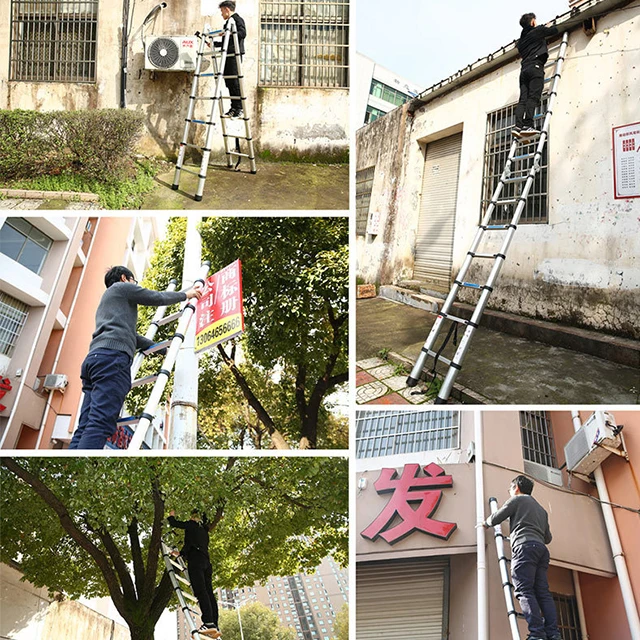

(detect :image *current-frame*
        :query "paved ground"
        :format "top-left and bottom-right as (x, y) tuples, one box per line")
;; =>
(0, 198), (100, 210)
(142, 160), (349, 210)
(357, 297), (640, 405)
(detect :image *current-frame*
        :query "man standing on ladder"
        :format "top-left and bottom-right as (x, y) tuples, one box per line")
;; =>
(69, 266), (202, 450)
(217, 1), (245, 118)
(484, 476), (561, 640)
(513, 13), (558, 139)
(168, 508), (221, 638)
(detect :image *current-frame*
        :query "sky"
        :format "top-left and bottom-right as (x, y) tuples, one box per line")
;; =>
(357, 0), (569, 89)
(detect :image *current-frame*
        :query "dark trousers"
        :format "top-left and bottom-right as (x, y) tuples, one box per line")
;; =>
(512, 541), (559, 639)
(188, 558), (219, 626)
(224, 55), (242, 111)
(69, 348), (131, 450)
(515, 62), (545, 128)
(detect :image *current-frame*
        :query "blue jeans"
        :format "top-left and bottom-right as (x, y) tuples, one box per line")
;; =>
(69, 348), (131, 450)
(512, 541), (559, 639)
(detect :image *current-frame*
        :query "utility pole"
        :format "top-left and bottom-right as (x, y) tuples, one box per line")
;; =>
(170, 216), (202, 449)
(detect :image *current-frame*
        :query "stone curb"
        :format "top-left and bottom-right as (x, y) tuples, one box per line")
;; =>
(0, 188), (99, 202)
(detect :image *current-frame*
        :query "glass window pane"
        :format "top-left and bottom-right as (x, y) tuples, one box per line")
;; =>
(0, 224), (25, 261)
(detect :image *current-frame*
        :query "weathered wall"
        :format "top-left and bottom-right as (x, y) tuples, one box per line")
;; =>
(0, 1), (348, 159)
(356, 8), (640, 337)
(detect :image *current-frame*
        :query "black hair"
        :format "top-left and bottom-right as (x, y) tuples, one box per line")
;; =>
(104, 266), (135, 288)
(511, 475), (534, 495)
(520, 13), (536, 29)
(219, 1), (236, 10)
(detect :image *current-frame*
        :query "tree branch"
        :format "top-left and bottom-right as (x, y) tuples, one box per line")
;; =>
(143, 476), (166, 604)
(148, 570), (175, 624)
(128, 518), (146, 599)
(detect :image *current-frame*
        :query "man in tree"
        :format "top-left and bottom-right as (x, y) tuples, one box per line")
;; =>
(513, 13), (558, 139)
(69, 266), (202, 450)
(217, 1), (246, 118)
(484, 475), (560, 640)
(168, 508), (220, 638)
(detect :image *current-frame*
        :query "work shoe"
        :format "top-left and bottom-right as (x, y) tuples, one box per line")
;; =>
(196, 624), (221, 638)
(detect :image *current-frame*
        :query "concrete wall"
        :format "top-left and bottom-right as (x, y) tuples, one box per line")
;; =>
(356, 8), (640, 338)
(0, 1), (349, 159)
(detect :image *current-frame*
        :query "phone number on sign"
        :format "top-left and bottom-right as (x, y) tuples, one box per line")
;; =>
(196, 314), (243, 349)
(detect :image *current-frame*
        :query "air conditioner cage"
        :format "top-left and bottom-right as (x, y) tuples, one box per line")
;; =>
(144, 36), (197, 71)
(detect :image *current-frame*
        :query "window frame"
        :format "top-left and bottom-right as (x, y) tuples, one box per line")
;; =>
(519, 410), (558, 468)
(0, 217), (53, 275)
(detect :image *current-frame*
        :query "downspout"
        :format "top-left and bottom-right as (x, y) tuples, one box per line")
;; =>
(475, 410), (489, 640)
(572, 570), (589, 640)
(571, 410), (640, 640)
(121, 0), (131, 108)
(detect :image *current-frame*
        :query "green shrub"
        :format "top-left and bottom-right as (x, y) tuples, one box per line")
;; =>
(0, 109), (145, 181)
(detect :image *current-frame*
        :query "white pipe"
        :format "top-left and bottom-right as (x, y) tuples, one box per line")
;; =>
(572, 570), (589, 640)
(475, 410), (489, 640)
(1, 217), (82, 450)
(571, 410), (640, 640)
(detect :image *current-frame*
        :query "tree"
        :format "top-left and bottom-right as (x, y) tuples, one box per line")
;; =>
(0, 457), (347, 640)
(332, 603), (349, 640)
(134, 217), (348, 450)
(219, 602), (296, 640)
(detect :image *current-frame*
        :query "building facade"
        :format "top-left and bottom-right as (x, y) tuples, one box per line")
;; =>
(0, 215), (163, 449)
(355, 0), (640, 338)
(356, 53), (421, 126)
(355, 409), (640, 640)
(0, 0), (349, 160)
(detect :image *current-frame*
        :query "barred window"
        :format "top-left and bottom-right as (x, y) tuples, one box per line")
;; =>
(0, 293), (29, 358)
(356, 410), (460, 459)
(553, 594), (581, 640)
(355, 166), (375, 236)
(370, 79), (411, 108)
(520, 411), (557, 468)
(364, 104), (385, 124)
(0, 218), (53, 275)
(10, 0), (98, 83)
(481, 98), (549, 224)
(259, 1), (349, 88)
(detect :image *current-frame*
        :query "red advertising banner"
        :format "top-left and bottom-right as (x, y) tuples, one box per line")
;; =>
(195, 259), (244, 354)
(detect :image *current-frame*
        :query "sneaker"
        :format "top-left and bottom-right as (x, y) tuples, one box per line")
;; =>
(512, 126), (522, 137)
(233, 108), (243, 118)
(196, 625), (221, 638)
(519, 126), (539, 137)
(224, 108), (235, 117)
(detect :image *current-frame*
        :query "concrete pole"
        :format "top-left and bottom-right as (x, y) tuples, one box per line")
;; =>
(571, 411), (640, 640)
(170, 216), (202, 449)
(475, 410), (489, 640)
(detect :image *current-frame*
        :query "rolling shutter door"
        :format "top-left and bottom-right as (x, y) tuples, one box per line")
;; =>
(356, 558), (448, 640)
(414, 133), (463, 291)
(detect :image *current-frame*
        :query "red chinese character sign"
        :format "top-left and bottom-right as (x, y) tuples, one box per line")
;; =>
(360, 463), (457, 544)
(0, 377), (13, 413)
(195, 260), (245, 354)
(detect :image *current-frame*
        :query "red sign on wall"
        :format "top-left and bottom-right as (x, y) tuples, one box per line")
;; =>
(361, 463), (457, 544)
(0, 377), (13, 413)
(194, 260), (245, 354)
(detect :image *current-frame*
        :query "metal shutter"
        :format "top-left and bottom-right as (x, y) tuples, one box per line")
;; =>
(356, 558), (448, 640)
(414, 133), (463, 291)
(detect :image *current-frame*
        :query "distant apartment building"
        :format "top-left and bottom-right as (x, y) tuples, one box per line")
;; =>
(0, 216), (163, 449)
(356, 53), (421, 126)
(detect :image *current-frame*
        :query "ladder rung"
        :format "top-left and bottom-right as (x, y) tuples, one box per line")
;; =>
(502, 176), (528, 183)
(182, 591), (199, 603)
(458, 282), (483, 290)
(117, 416), (139, 426)
(227, 151), (252, 158)
(223, 134), (252, 140)
(142, 340), (170, 355)
(220, 95), (243, 100)
(190, 119), (214, 126)
(442, 313), (471, 325)
(512, 152), (537, 160)
(543, 75), (559, 83)
(494, 198), (520, 205)
(176, 167), (202, 177)
(131, 374), (159, 388)
(425, 350), (453, 367)
(483, 224), (512, 230)
(544, 60), (557, 68)
(156, 311), (183, 326)
(471, 252), (499, 259)
(181, 142), (208, 150)
(168, 558), (185, 571)
(548, 42), (563, 51)
(192, 96), (216, 101)
(175, 574), (191, 586)
(198, 72), (218, 77)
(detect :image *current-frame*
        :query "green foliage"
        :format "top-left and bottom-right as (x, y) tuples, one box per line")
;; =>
(219, 602), (297, 640)
(0, 109), (145, 181)
(0, 456), (348, 604)
(331, 603), (349, 640)
(377, 348), (391, 360)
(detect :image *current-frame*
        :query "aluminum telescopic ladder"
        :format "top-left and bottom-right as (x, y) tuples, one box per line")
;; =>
(172, 20), (257, 202)
(489, 497), (524, 640)
(161, 541), (217, 639)
(406, 32), (569, 403)
(109, 262), (210, 450)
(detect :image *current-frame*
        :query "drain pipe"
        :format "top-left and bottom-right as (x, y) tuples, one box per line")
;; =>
(572, 570), (589, 640)
(571, 410), (640, 640)
(121, 0), (131, 108)
(475, 410), (489, 640)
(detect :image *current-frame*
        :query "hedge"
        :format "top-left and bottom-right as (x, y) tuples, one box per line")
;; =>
(0, 109), (146, 181)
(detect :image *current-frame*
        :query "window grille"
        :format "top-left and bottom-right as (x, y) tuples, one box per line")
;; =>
(0, 217), (53, 275)
(356, 410), (460, 459)
(10, 0), (98, 83)
(553, 594), (581, 640)
(369, 79), (411, 108)
(355, 166), (375, 236)
(259, 1), (349, 88)
(481, 97), (549, 224)
(0, 293), (30, 358)
(520, 411), (558, 468)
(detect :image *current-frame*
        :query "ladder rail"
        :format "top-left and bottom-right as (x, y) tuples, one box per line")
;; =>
(407, 32), (569, 402)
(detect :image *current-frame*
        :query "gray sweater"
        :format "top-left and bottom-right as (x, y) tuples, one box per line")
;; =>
(486, 494), (552, 550)
(89, 282), (187, 358)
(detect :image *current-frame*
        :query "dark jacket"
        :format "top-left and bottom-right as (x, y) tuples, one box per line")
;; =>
(486, 494), (552, 550)
(168, 516), (211, 563)
(217, 13), (246, 55)
(517, 24), (559, 67)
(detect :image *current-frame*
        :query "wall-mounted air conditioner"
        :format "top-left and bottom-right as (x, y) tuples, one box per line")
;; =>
(523, 459), (563, 487)
(565, 411), (621, 476)
(144, 36), (197, 71)
(43, 374), (68, 392)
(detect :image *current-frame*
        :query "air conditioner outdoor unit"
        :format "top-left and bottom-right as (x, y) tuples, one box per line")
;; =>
(523, 459), (563, 487)
(144, 36), (197, 71)
(565, 411), (621, 476)
(43, 374), (68, 392)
